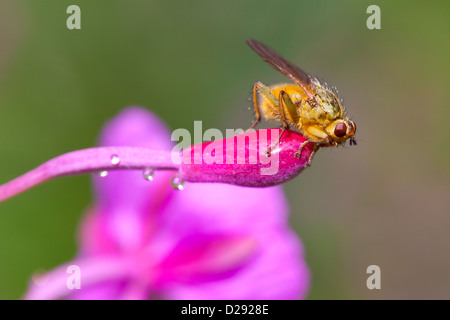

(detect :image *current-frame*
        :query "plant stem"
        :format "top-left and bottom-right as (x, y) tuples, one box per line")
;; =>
(0, 147), (179, 202)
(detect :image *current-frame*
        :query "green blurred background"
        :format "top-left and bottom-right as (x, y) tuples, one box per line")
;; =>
(0, 0), (449, 299)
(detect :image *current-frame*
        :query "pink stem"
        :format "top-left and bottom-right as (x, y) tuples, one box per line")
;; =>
(0, 147), (178, 202)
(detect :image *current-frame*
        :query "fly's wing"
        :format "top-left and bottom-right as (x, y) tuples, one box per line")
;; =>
(247, 39), (315, 96)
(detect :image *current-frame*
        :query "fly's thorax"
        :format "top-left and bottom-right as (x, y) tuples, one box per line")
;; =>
(325, 118), (356, 144)
(314, 86), (344, 120)
(299, 98), (334, 128)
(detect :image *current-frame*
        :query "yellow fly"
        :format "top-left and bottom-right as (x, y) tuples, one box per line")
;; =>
(247, 39), (356, 165)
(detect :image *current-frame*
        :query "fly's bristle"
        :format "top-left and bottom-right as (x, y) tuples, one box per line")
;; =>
(331, 86), (339, 95)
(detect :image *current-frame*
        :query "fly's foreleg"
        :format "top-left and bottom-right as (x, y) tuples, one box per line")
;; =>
(294, 140), (310, 160)
(294, 142), (320, 167)
(294, 124), (329, 165)
(307, 144), (320, 166)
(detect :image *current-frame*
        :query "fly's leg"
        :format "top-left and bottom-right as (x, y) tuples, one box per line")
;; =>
(265, 127), (286, 157)
(280, 90), (300, 125)
(277, 90), (290, 129)
(248, 81), (278, 131)
(294, 140), (311, 159)
(294, 124), (329, 165)
(307, 144), (320, 166)
(265, 90), (293, 156)
(294, 142), (320, 167)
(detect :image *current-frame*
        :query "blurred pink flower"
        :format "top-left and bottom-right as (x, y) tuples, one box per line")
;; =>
(24, 107), (309, 300)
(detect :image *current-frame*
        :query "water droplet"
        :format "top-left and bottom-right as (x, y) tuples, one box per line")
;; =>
(171, 175), (185, 190)
(98, 170), (108, 177)
(143, 168), (155, 181)
(110, 154), (120, 166)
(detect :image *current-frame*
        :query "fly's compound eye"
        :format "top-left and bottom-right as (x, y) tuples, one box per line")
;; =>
(334, 122), (347, 137)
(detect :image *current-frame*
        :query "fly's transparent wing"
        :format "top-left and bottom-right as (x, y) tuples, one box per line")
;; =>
(247, 39), (314, 93)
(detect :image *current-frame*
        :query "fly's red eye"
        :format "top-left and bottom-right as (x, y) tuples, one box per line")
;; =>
(334, 123), (347, 137)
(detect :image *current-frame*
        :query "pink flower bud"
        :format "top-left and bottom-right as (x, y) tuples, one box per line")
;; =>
(179, 128), (314, 187)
